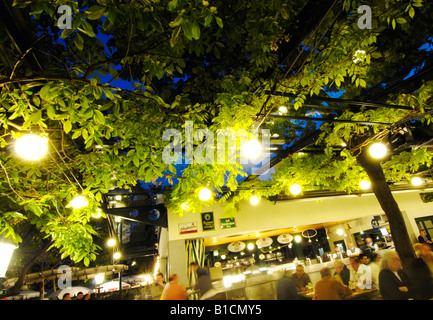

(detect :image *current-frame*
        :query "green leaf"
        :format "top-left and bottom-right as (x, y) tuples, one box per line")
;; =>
(94, 110), (105, 124)
(47, 105), (56, 119)
(191, 21), (200, 40)
(74, 33), (84, 51)
(64, 120), (72, 133)
(86, 6), (106, 20)
(29, 110), (41, 124)
(215, 16), (223, 28)
(81, 19), (96, 37)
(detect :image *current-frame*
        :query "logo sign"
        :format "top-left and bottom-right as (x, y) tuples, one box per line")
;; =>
(179, 222), (198, 235)
(201, 212), (215, 231)
(220, 217), (236, 229)
(371, 219), (380, 231)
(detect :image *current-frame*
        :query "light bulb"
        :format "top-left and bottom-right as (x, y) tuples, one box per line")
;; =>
(359, 180), (371, 190)
(294, 235), (302, 243)
(369, 142), (387, 159)
(247, 243), (255, 251)
(107, 238), (116, 247)
(290, 183), (302, 195)
(70, 196), (88, 209)
(250, 195), (260, 205)
(113, 251), (121, 260)
(15, 134), (48, 160)
(241, 140), (262, 159)
(278, 106), (288, 114)
(411, 177), (423, 186)
(199, 187), (212, 201)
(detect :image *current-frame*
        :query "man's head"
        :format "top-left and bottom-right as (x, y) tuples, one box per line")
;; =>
(295, 264), (305, 277)
(334, 260), (344, 274)
(420, 230), (427, 237)
(349, 256), (360, 271)
(320, 267), (332, 279)
(359, 254), (368, 264)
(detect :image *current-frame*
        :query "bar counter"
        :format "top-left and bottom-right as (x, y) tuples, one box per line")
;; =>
(208, 257), (353, 300)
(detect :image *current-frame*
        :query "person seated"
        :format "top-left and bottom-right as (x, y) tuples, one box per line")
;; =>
(314, 267), (352, 300)
(418, 230), (432, 244)
(291, 264), (311, 292)
(349, 256), (373, 290)
(334, 260), (350, 286)
(277, 270), (298, 300)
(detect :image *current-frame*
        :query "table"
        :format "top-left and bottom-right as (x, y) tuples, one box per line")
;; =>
(298, 288), (378, 300)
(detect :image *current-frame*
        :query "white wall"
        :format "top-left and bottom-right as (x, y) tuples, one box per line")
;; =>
(163, 189), (433, 287)
(167, 189), (433, 243)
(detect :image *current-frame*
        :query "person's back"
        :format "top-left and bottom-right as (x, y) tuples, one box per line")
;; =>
(163, 274), (188, 300)
(277, 274), (298, 300)
(314, 277), (352, 300)
(314, 267), (352, 300)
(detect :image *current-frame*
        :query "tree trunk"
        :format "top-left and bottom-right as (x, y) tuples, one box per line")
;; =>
(357, 149), (416, 270)
(8, 240), (52, 296)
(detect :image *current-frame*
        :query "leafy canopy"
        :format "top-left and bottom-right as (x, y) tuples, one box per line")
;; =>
(1, 0), (433, 264)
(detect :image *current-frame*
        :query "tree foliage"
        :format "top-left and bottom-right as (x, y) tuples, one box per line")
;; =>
(1, 0), (433, 265)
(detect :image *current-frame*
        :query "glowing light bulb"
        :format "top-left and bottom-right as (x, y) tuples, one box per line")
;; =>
(369, 143), (387, 159)
(247, 243), (255, 251)
(113, 251), (121, 260)
(70, 196), (88, 209)
(199, 188), (212, 201)
(294, 235), (302, 243)
(359, 180), (371, 190)
(411, 177), (423, 186)
(15, 134), (48, 160)
(278, 106), (288, 114)
(241, 140), (262, 159)
(250, 195), (260, 205)
(290, 183), (302, 195)
(107, 238), (116, 247)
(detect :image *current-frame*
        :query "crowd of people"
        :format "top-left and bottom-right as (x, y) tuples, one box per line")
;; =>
(143, 231), (433, 301)
(62, 292), (94, 300)
(151, 262), (217, 300)
(277, 231), (433, 300)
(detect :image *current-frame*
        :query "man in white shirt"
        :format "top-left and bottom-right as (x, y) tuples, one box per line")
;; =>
(365, 237), (379, 252)
(349, 256), (372, 290)
(347, 243), (362, 257)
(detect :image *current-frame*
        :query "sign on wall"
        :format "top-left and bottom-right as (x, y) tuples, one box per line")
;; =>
(220, 217), (236, 229)
(201, 212), (215, 231)
(179, 222), (198, 235)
